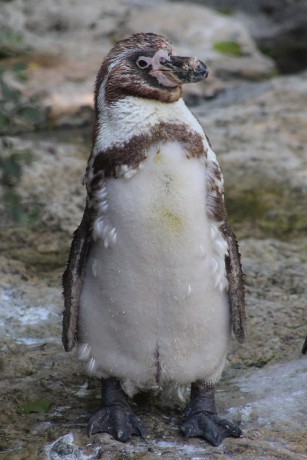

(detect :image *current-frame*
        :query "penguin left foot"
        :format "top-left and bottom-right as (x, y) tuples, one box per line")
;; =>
(181, 411), (242, 446)
(87, 377), (144, 442)
(181, 380), (242, 446)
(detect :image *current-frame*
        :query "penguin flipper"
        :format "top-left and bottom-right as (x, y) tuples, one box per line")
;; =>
(62, 205), (92, 351)
(302, 335), (307, 354)
(202, 148), (246, 344)
(221, 221), (246, 343)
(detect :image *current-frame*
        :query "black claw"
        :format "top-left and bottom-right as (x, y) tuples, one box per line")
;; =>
(87, 406), (109, 437)
(87, 405), (144, 442)
(219, 417), (242, 438)
(130, 413), (145, 439)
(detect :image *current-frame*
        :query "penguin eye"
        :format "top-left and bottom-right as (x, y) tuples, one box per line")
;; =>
(136, 57), (150, 69)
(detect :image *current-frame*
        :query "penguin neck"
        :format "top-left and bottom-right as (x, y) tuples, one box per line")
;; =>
(93, 96), (203, 154)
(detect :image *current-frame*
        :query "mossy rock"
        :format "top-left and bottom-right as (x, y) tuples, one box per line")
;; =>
(213, 41), (243, 56)
(225, 182), (307, 240)
(0, 27), (25, 59)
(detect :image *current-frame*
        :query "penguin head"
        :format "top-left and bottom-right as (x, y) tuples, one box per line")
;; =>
(94, 32), (208, 108)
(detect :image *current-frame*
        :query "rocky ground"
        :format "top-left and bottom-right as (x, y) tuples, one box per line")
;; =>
(0, 1), (306, 459)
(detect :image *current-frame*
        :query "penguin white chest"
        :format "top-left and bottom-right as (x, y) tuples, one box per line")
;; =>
(79, 142), (230, 393)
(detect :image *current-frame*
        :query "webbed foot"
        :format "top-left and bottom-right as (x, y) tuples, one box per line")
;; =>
(87, 377), (144, 442)
(87, 403), (144, 442)
(181, 381), (242, 446)
(182, 411), (241, 446)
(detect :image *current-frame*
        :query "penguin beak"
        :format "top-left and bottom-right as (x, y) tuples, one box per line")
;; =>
(149, 49), (208, 88)
(158, 55), (209, 85)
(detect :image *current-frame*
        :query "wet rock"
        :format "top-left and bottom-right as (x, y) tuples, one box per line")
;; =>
(45, 433), (90, 460)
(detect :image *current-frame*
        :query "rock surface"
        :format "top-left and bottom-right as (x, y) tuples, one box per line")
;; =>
(0, 1), (306, 459)
(0, 0), (275, 129)
(189, 0), (307, 73)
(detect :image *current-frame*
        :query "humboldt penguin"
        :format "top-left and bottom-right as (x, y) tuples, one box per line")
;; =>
(62, 32), (246, 446)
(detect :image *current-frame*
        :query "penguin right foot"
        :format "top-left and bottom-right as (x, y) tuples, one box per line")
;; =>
(87, 403), (145, 442)
(87, 377), (145, 442)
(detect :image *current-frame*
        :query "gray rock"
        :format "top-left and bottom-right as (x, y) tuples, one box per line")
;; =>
(192, 0), (307, 73)
(0, 1), (306, 458)
(0, 0), (275, 128)
(126, 2), (275, 80)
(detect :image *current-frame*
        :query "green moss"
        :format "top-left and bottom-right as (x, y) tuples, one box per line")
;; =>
(218, 8), (233, 16)
(14, 248), (69, 272)
(0, 27), (25, 59)
(0, 223), (70, 273)
(213, 41), (242, 56)
(0, 62), (47, 134)
(18, 398), (52, 414)
(225, 183), (307, 241)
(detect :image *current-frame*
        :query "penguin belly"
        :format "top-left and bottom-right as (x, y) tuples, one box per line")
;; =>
(78, 142), (230, 394)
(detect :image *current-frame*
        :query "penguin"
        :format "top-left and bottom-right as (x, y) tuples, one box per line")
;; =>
(62, 32), (246, 446)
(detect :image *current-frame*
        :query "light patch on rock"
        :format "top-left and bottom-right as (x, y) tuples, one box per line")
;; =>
(45, 432), (98, 460)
